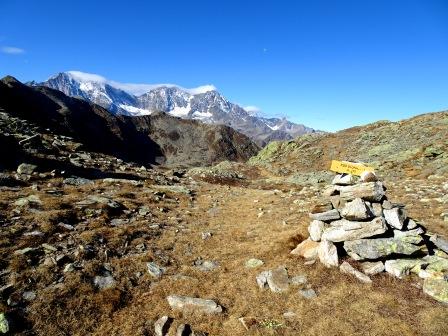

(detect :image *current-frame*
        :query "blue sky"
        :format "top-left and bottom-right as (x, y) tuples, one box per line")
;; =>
(1, 0), (447, 131)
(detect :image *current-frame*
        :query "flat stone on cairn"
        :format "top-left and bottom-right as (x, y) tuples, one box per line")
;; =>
(291, 172), (448, 303)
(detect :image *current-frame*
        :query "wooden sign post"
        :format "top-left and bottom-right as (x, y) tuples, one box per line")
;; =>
(330, 160), (374, 176)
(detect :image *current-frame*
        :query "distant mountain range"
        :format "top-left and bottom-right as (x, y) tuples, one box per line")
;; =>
(32, 71), (316, 145)
(1, 76), (259, 167)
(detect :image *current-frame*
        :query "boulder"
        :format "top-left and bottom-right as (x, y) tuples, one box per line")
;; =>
(290, 239), (319, 259)
(339, 182), (385, 202)
(332, 174), (355, 186)
(166, 295), (223, 314)
(361, 261), (385, 275)
(340, 261), (372, 283)
(321, 217), (387, 242)
(318, 240), (339, 267)
(423, 278), (448, 304)
(308, 220), (325, 241)
(384, 259), (427, 278)
(309, 209), (340, 222)
(343, 235), (423, 260)
(340, 198), (373, 220)
(383, 208), (407, 230)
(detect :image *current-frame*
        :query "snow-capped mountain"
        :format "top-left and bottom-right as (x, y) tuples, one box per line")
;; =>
(36, 71), (316, 145)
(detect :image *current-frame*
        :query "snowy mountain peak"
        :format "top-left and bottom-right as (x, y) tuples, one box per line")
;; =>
(37, 71), (317, 145)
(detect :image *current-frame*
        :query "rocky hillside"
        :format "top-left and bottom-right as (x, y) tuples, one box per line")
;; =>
(36, 71), (316, 145)
(0, 76), (259, 167)
(249, 111), (448, 182)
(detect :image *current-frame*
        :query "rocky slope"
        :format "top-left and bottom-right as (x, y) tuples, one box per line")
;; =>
(1, 76), (259, 167)
(249, 111), (448, 182)
(36, 72), (316, 145)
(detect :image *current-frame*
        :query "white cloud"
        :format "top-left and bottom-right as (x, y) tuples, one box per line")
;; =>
(63, 70), (216, 96)
(1, 46), (25, 54)
(244, 105), (262, 116)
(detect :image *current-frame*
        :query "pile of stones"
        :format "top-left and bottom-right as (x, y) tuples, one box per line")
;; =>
(291, 172), (448, 303)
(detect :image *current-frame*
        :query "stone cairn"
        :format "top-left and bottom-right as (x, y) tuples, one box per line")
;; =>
(291, 171), (448, 304)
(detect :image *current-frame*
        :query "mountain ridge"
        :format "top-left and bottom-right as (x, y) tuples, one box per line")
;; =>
(35, 71), (317, 145)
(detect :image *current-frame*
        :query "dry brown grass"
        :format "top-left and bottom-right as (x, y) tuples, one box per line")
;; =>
(1, 175), (447, 335)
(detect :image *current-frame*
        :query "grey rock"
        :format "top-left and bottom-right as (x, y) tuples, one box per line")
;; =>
(57, 222), (74, 231)
(318, 240), (339, 267)
(384, 208), (407, 230)
(256, 267), (290, 292)
(309, 209), (340, 222)
(332, 174), (355, 186)
(201, 232), (212, 240)
(430, 235), (448, 254)
(298, 288), (317, 299)
(384, 259), (426, 278)
(339, 182), (385, 202)
(368, 202), (383, 217)
(93, 275), (116, 290)
(393, 227), (424, 238)
(321, 217), (387, 242)
(290, 275), (307, 286)
(308, 220), (325, 241)
(382, 200), (393, 210)
(154, 316), (173, 336)
(245, 258), (264, 268)
(340, 198), (373, 220)
(195, 260), (218, 272)
(22, 291), (36, 301)
(63, 177), (94, 186)
(407, 219), (418, 229)
(176, 323), (192, 336)
(361, 261), (384, 275)
(0, 313), (8, 334)
(423, 278), (448, 304)
(344, 235), (423, 260)
(166, 295), (223, 314)
(17, 163), (37, 175)
(14, 195), (42, 207)
(147, 262), (165, 278)
(340, 261), (372, 283)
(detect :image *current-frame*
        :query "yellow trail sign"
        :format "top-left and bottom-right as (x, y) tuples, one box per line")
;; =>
(330, 160), (374, 176)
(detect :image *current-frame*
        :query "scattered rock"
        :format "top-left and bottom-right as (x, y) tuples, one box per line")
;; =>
(256, 267), (290, 292)
(245, 258), (264, 268)
(318, 240), (338, 267)
(290, 275), (307, 286)
(166, 295), (223, 314)
(340, 261), (372, 283)
(63, 177), (94, 186)
(17, 163), (37, 175)
(195, 260), (218, 272)
(298, 288), (317, 299)
(147, 262), (166, 278)
(201, 232), (212, 240)
(93, 275), (116, 290)
(22, 291), (36, 301)
(0, 313), (8, 334)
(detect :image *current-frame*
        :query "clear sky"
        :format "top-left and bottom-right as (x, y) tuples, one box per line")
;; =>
(1, 0), (447, 131)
